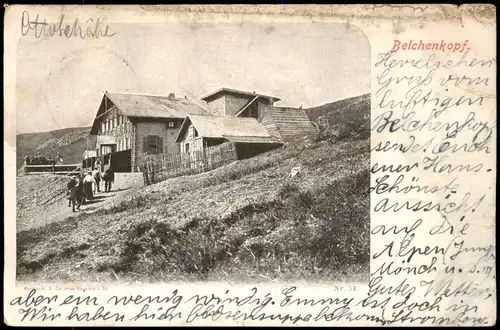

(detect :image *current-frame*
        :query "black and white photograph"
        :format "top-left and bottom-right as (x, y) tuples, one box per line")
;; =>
(15, 16), (371, 284)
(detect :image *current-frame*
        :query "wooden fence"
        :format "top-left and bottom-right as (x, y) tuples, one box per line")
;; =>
(17, 167), (82, 210)
(24, 163), (81, 175)
(142, 142), (238, 185)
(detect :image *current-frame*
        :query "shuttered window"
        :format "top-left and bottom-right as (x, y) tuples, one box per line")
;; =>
(143, 135), (163, 154)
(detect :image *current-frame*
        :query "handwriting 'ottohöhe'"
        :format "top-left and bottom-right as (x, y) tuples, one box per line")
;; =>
(392, 40), (469, 53)
(20, 11), (116, 39)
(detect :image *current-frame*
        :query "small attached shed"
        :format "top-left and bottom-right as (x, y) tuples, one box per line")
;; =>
(260, 106), (319, 141)
(175, 114), (283, 160)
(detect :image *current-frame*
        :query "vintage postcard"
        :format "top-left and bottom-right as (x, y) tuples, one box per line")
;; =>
(4, 4), (496, 326)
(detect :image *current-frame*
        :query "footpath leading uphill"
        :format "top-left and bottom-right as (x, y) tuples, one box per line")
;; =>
(16, 173), (144, 232)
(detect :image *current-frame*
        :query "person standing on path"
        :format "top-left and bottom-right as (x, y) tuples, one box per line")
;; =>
(48, 156), (56, 174)
(68, 176), (84, 212)
(67, 176), (77, 208)
(75, 176), (85, 210)
(83, 171), (95, 201)
(103, 167), (115, 192)
(92, 167), (102, 193)
(95, 158), (102, 172)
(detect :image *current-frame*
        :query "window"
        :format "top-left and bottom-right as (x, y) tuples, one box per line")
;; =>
(113, 116), (118, 128)
(185, 143), (190, 153)
(101, 145), (112, 155)
(148, 135), (158, 149)
(126, 137), (130, 150)
(117, 115), (121, 126)
(107, 119), (110, 131)
(101, 122), (106, 133)
(189, 126), (197, 138)
(243, 104), (258, 118)
(144, 135), (162, 154)
(168, 121), (175, 128)
(249, 106), (258, 118)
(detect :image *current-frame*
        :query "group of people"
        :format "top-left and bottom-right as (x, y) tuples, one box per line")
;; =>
(25, 153), (64, 174)
(25, 153), (63, 166)
(66, 166), (115, 212)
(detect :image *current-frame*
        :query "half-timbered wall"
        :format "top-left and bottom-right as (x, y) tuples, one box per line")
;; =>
(97, 104), (134, 153)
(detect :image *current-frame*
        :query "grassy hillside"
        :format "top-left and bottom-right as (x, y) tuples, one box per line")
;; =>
(306, 93), (370, 142)
(16, 126), (91, 170)
(17, 95), (371, 284)
(17, 175), (61, 201)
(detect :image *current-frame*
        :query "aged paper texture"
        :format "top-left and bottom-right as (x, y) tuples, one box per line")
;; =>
(4, 4), (496, 326)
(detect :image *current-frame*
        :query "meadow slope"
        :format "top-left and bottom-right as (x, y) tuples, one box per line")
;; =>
(17, 94), (371, 284)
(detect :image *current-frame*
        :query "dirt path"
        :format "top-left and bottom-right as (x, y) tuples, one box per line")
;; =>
(16, 173), (144, 232)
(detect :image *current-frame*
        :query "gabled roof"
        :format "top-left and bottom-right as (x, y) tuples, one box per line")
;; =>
(175, 114), (280, 144)
(90, 92), (206, 135)
(106, 93), (206, 118)
(201, 88), (281, 103)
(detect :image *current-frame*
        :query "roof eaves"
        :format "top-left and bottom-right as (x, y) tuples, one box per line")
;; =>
(201, 88), (281, 102)
(175, 116), (193, 142)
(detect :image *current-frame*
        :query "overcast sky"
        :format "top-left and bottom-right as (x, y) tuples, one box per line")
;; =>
(16, 21), (370, 134)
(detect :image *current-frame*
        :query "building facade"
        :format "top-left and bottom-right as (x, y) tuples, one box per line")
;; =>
(176, 88), (318, 159)
(87, 91), (206, 172)
(86, 88), (317, 173)
(202, 88), (280, 120)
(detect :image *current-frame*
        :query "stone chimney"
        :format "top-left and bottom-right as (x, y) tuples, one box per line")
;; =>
(168, 93), (175, 101)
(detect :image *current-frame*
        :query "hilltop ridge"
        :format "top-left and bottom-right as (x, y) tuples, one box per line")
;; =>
(16, 126), (91, 170)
